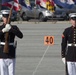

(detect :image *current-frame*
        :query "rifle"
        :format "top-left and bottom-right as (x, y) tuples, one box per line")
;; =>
(3, 2), (14, 53)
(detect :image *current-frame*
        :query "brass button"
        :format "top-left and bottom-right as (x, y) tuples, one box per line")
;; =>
(74, 37), (76, 38)
(74, 31), (76, 33)
(74, 33), (76, 35)
(73, 41), (75, 44)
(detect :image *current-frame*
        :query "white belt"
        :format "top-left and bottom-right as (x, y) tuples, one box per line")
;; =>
(68, 44), (76, 46)
(0, 42), (14, 45)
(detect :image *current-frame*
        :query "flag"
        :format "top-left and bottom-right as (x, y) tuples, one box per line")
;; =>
(2, 0), (20, 11)
(49, 0), (55, 6)
(45, 0), (55, 12)
(54, 0), (75, 9)
(35, 0), (40, 5)
(19, 0), (27, 7)
(19, 0), (31, 10)
(67, 0), (75, 4)
(25, 0), (30, 6)
(73, 0), (76, 4)
(37, 0), (55, 8)
(35, 0), (47, 8)
(24, 0), (31, 9)
(40, 0), (46, 8)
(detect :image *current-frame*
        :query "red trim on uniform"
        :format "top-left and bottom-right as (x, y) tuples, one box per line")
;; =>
(62, 34), (65, 38)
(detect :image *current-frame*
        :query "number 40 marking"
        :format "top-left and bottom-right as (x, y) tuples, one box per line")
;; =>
(44, 36), (54, 45)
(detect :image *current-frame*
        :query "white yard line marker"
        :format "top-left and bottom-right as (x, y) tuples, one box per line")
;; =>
(32, 46), (49, 75)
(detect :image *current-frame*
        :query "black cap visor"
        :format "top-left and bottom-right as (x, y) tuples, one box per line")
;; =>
(70, 17), (76, 20)
(2, 14), (9, 18)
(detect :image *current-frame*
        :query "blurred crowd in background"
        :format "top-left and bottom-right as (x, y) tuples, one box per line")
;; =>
(0, 0), (76, 22)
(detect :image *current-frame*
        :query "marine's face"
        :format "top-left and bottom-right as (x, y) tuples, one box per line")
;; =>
(2, 17), (8, 25)
(70, 18), (76, 27)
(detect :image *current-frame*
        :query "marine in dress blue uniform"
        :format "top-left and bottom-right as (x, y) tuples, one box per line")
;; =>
(61, 13), (76, 75)
(0, 10), (23, 75)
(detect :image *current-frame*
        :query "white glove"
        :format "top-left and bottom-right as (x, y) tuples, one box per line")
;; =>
(2, 24), (11, 33)
(5, 24), (11, 30)
(2, 27), (9, 33)
(62, 58), (65, 64)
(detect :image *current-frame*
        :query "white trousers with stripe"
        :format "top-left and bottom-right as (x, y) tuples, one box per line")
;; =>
(67, 62), (76, 75)
(0, 59), (16, 75)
